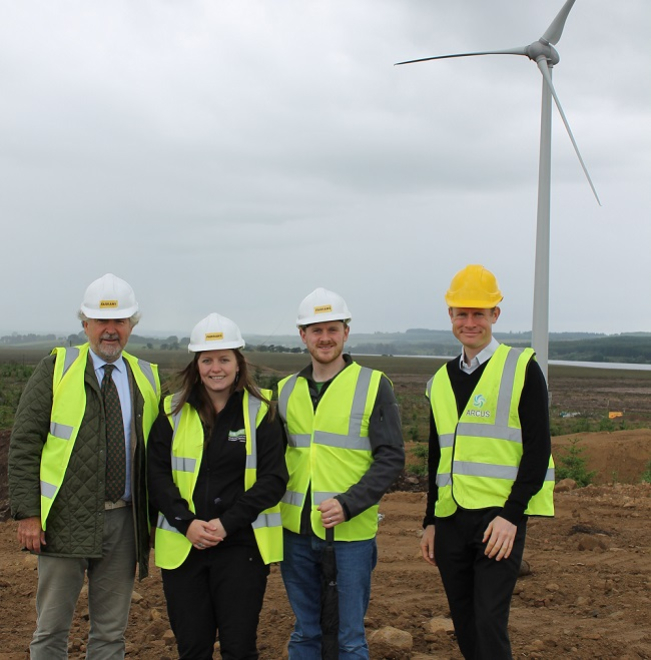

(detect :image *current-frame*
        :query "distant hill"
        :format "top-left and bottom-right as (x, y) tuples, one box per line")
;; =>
(3, 330), (651, 364)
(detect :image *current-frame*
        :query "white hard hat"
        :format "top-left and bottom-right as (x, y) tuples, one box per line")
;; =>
(80, 273), (139, 319)
(296, 287), (352, 327)
(188, 313), (245, 352)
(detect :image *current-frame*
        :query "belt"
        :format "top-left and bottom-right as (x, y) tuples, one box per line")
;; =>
(104, 499), (131, 510)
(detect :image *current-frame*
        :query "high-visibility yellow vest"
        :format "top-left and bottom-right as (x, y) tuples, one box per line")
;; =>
(277, 363), (383, 541)
(154, 389), (283, 568)
(426, 345), (554, 518)
(41, 344), (160, 529)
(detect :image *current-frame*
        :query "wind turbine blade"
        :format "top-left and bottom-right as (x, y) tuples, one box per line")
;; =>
(542, 0), (576, 45)
(537, 59), (601, 205)
(395, 47), (528, 66)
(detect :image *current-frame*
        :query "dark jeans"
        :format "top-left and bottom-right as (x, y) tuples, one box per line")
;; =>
(162, 543), (269, 660)
(280, 530), (378, 659)
(434, 508), (527, 660)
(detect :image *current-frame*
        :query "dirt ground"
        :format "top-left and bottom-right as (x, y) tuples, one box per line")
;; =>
(1, 429), (650, 657)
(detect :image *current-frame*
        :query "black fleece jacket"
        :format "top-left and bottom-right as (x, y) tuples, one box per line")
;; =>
(148, 389), (288, 548)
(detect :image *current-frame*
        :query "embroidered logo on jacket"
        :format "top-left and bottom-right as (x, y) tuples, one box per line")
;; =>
(228, 429), (246, 443)
(473, 394), (486, 408)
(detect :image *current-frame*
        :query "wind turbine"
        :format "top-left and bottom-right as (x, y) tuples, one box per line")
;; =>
(396, 0), (600, 380)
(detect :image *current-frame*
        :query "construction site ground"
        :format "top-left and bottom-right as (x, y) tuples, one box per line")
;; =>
(0, 363), (650, 659)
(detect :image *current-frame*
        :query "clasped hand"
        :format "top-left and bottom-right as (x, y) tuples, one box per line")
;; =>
(186, 518), (226, 550)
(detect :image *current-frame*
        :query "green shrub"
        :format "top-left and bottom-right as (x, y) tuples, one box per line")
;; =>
(555, 437), (596, 487)
(568, 417), (590, 434)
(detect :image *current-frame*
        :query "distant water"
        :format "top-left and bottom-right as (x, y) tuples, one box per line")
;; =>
(383, 355), (651, 372)
(549, 359), (651, 372)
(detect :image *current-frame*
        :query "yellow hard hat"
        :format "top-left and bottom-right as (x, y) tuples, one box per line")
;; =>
(445, 265), (503, 308)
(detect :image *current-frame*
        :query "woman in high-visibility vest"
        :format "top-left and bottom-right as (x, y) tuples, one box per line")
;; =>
(147, 313), (288, 660)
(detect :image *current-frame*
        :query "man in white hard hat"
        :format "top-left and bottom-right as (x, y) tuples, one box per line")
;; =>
(420, 265), (554, 659)
(8, 273), (160, 659)
(278, 287), (405, 659)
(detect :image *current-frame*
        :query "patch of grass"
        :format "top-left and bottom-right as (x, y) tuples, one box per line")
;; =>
(598, 417), (616, 432)
(406, 442), (429, 477)
(555, 437), (596, 487)
(549, 409), (647, 437)
(641, 461), (651, 484)
(0, 363), (36, 431)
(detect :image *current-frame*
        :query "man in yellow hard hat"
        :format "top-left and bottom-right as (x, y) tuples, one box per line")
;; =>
(420, 265), (554, 659)
(8, 273), (160, 659)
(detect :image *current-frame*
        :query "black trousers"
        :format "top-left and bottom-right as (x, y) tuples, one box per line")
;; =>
(162, 543), (270, 660)
(434, 508), (527, 660)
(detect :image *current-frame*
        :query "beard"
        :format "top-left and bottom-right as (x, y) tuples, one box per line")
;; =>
(95, 335), (124, 362)
(310, 342), (343, 365)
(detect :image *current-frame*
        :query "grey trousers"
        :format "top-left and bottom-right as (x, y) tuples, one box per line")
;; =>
(30, 506), (136, 660)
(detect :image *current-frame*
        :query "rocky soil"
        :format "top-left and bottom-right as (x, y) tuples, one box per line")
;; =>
(1, 428), (650, 658)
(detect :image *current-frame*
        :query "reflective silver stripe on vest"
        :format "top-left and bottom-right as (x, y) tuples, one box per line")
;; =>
(156, 512), (182, 534)
(41, 480), (57, 499)
(49, 422), (73, 440)
(288, 433), (311, 448)
(169, 392), (184, 450)
(62, 346), (80, 379)
(252, 511), (282, 529)
(436, 473), (452, 488)
(168, 393), (196, 472)
(456, 423), (522, 443)
(313, 491), (338, 505)
(171, 456), (196, 473)
(453, 463), (555, 483)
(138, 360), (158, 394)
(455, 461), (519, 480)
(246, 395), (263, 470)
(426, 376), (434, 399)
(439, 433), (454, 449)
(313, 430), (371, 451)
(282, 490), (304, 507)
(349, 367), (373, 436)
(495, 348), (522, 428)
(278, 374), (298, 421)
(279, 375), (302, 447)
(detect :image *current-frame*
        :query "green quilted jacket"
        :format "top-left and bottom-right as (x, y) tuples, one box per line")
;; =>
(8, 349), (155, 579)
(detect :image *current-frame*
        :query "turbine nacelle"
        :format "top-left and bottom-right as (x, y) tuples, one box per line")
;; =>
(527, 41), (560, 66)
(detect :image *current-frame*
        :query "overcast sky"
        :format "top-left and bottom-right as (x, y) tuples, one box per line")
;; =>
(1, 0), (649, 341)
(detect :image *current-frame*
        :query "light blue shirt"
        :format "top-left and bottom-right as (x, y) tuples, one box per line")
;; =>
(460, 337), (500, 375)
(89, 349), (133, 502)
